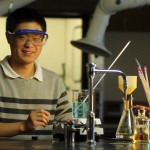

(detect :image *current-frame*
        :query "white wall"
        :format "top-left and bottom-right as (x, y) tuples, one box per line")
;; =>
(0, 17), (10, 58)
(0, 17), (82, 100)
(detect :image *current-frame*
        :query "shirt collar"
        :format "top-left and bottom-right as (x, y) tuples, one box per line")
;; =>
(0, 56), (43, 81)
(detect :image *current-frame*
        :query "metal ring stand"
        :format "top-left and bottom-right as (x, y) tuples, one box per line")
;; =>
(86, 63), (127, 145)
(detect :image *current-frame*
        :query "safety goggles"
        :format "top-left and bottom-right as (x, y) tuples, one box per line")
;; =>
(8, 29), (48, 46)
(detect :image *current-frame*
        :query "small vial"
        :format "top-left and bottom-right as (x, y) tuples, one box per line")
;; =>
(133, 107), (148, 143)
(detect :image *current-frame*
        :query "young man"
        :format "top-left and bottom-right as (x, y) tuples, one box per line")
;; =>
(0, 7), (72, 140)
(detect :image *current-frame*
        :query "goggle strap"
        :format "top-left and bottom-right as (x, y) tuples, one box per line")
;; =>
(9, 29), (48, 38)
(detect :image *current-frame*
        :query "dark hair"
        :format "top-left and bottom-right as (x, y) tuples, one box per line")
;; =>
(6, 7), (47, 32)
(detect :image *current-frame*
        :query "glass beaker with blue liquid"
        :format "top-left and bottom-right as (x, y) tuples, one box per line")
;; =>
(72, 89), (89, 118)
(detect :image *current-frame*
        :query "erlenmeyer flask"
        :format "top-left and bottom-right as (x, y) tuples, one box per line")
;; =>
(116, 95), (134, 140)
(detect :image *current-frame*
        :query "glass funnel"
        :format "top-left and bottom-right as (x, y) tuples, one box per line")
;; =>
(118, 76), (137, 95)
(116, 76), (137, 140)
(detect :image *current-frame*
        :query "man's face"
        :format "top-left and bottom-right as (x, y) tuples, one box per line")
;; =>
(7, 22), (47, 66)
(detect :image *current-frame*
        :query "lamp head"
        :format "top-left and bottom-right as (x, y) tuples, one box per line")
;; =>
(71, 38), (112, 57)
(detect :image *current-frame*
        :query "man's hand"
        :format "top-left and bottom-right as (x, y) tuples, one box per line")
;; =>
(22, 109), (50, 132)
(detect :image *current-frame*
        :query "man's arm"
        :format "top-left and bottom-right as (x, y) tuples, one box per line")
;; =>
(0, 109), (50, 137)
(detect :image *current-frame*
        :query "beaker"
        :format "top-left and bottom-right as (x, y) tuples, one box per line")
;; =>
(72, 89), (89, 118)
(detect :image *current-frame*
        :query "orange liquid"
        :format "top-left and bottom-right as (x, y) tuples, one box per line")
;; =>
(133, 134), (148, 143)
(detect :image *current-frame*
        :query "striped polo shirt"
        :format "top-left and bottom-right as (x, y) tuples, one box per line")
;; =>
(0, 56), (72, 140)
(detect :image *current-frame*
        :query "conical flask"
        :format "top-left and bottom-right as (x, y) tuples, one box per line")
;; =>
(116, 95), (135, 140)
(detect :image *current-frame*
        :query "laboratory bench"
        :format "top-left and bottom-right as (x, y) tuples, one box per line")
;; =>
(0, 138), (148, 150)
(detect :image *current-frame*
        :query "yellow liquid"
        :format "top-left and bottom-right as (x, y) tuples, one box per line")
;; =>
(133, 134), (148, 143)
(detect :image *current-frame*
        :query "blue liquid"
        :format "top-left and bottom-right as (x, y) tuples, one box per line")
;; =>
(73, 101), (89, 118)
(148, 121), (150, 143)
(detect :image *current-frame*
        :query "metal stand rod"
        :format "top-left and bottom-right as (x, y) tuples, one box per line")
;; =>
(86, 63), (127, 145)
(86, 63), (96, 144)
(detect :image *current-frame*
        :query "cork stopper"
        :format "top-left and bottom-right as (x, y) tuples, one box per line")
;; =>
(138, 106), (146, 116)
(139, 106), (145, 110)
